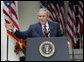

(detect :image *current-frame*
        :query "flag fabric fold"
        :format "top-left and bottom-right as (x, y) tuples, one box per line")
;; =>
(66, 1), (78, 47)
(78, 1), (83, 37)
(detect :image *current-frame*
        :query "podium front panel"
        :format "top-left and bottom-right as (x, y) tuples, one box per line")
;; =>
(25, 37), (70, 61)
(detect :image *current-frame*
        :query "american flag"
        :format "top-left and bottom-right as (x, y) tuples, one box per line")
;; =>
(41, 1), (65, 34)
(78, 1), (83, 37)
(66, 1), (78, 47)
(3, 1), (26, 50)
(58, 1), (65, 34)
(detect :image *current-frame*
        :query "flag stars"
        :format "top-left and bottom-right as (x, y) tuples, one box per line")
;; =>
(7, 2), (9, 6)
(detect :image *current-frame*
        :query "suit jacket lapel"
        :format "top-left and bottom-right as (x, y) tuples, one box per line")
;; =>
(38, 22), (44, 37)
(48, 21), (54, 37)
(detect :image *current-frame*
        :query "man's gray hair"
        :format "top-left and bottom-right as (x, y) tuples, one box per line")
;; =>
(38, 8), (49, 16)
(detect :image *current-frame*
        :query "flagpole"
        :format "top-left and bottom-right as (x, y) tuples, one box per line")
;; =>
(6, 35), (9, 61)
(7, 35), (9, 61)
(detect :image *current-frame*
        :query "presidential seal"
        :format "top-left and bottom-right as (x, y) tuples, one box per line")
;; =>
(39, 41), (55, 57)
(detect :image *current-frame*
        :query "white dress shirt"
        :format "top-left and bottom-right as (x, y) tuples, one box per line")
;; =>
(42, 21), (50, 37)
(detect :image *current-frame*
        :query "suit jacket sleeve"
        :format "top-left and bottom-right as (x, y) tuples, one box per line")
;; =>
(13, 25), (32, 39)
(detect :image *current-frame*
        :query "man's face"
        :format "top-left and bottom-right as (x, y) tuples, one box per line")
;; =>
(38, 11), (48, 25)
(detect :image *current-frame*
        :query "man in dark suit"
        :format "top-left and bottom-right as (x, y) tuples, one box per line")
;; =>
(14, 20), (63, 39)
(5, 8), (63, 39)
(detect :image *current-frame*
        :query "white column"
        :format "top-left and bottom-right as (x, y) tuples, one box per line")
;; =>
(1, 1), (7, 61)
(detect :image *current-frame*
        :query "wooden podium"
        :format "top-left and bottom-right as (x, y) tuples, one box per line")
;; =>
(25, 37), (70, 61)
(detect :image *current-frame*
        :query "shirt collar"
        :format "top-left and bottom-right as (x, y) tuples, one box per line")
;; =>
(42, 21), (48, 27)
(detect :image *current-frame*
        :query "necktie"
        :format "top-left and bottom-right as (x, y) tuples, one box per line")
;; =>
(44, 24), (48, 37)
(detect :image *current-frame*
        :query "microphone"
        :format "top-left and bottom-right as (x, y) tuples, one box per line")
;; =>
(43, 28), (50, 37)
(48, 28), (50, 37)
(48, 28), (50, 33)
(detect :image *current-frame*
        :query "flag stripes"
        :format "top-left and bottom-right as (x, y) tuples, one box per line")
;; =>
(3, 1), (26, 49)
